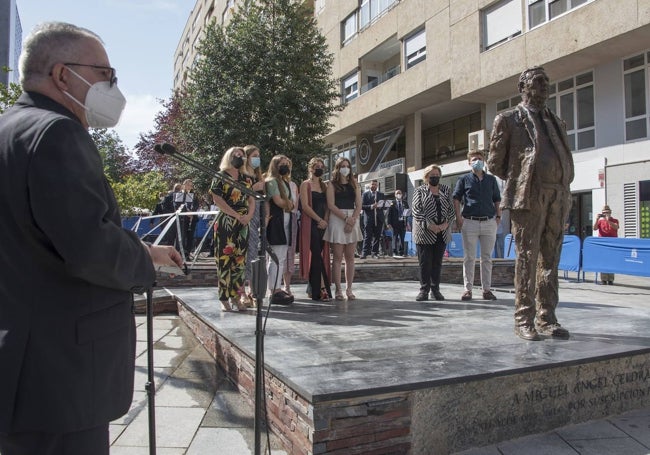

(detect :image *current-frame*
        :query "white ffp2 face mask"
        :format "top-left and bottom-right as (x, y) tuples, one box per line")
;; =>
(339, 167), (350, 177)
(63, 66), (126, 128)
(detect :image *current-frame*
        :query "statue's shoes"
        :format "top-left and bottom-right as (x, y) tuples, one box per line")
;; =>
(515, 325), (541, 341)
(537, 323), (570, 339)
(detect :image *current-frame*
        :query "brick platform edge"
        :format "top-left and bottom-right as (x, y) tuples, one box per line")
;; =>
(177, 301), (413, 455)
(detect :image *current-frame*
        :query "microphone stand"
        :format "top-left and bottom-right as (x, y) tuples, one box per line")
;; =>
(145, 287), (157, 455)
(155, 144), (271, 455)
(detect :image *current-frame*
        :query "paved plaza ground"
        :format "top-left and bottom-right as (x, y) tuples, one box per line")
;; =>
(110, 274), (650, 454)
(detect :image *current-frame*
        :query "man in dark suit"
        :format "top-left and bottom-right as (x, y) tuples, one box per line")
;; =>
(361, 179), (385, 258)
(488, 66), (575, 341)
(152, 183), (181, 245)
(174, 179), (200, 259)
(387, 189), (409, 256)
(0, 22), (182, 454)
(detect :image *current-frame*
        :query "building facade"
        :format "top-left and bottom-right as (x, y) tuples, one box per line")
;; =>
(173, 0), (235, 90)
(318, 0), (650, 239)
(176, 0), (650, 239)
(0, 0), (22, 85)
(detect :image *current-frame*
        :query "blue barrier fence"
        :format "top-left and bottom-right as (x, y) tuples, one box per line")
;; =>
(582, 237), (650, 277)
(122, 215), (214, 243)
(501, 234), (649, 279)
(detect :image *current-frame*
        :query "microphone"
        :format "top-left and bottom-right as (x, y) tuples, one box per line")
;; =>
(154, 143), (177, 155)
(162, 143), (177, 155)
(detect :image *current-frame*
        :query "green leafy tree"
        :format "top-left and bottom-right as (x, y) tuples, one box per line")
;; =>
(90, 129), (132, 182)
(0, 67), (23, 114)
(111, 171), (169, 216)
(180, 0), (341, 183)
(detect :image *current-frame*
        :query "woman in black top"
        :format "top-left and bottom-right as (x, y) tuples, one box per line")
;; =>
(411, 164), (455, 301)
(323, 157), (362, 300)
(299, 157), (332, 301)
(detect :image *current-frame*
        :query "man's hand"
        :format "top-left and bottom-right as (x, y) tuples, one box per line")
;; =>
(149, 245), (183, 268)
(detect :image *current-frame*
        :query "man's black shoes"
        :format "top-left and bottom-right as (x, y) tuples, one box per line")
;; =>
(415, 291), (428, 301)
(431, 289), (445, 301)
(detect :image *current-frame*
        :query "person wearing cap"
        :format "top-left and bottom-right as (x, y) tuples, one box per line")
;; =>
(593, 204), (619, 285)
(488, 66), (575, 341)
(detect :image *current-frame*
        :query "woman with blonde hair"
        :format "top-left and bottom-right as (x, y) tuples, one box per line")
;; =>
(323, 157), (362, 300)
(264, 154), (297, 305)
(411, 164), (455, 301)
(299, 157), (332, 301)
(210, 146), (255, 311)
(240, 144), (265, 307)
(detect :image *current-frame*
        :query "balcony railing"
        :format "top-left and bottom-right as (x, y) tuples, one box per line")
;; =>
(359, 65), (400, 95)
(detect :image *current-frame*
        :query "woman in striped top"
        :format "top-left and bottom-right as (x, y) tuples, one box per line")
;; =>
(412, 164), (455, 302)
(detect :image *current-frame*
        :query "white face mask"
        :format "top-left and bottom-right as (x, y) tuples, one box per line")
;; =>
(63, 66), (126, 128)
(339, 167), (350, 177)
(395, 194), (402, 200)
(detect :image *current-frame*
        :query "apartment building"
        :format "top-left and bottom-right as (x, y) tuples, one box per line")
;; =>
(176, 0), (650, 238)
(173, 0), (236, 90)
(318, 0), (650, 239)
(0, 0), (22, 85)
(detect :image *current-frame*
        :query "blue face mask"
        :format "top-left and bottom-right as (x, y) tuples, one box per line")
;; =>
(471, 159), (485, 172)
(250, 156), (261, 169)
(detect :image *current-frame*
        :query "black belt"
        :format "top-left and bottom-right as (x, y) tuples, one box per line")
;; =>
(464, 216), (490, 221)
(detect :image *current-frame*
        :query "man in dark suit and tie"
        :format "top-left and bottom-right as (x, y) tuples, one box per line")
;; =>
(387, 189), (409, 256)
(361, 179), (385, 258)
(0, 22), (183, 454)
(488, 66), (575, 342)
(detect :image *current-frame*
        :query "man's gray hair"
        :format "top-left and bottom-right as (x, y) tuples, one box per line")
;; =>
(19, 21), (103, 89)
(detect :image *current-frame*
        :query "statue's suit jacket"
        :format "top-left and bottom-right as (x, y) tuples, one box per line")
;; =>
(488, 104), (574, 211)
(0, 92), (156, 433)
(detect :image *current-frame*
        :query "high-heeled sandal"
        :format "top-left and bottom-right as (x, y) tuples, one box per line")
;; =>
(320, 287), (331, 302)
(220, 300), (232, 312)
(335, 288), (344, 301)
(346, 289), (356, 300)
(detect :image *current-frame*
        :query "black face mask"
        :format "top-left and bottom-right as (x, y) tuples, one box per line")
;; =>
(429, 176), (440, 186)
(313, 168), (324, 177)
(231, 156), (244, 169)
(279, 165), (290, 176)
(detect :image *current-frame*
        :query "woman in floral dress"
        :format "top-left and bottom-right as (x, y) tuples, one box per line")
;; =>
(210, 146), (255, 311)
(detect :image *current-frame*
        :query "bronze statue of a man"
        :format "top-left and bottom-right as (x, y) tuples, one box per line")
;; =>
(487, 67), (574, 341)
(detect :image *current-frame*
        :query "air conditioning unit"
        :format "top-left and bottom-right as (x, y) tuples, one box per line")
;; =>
(468, 130), (489, 152)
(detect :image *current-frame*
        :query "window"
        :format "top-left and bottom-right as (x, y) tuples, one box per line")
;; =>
(495, 95), (522, 112)
(528, 0), (591, 29)
(422, 112), (482, 163)
(482, 0), (522, 51)
(548, 71), (595, 151)
(342, 12), (357, 44)
(359, 0), (398, 30)
(404, 29), (426, 69)
(342, 73), (359, 103)
(623, 52), (650, 141)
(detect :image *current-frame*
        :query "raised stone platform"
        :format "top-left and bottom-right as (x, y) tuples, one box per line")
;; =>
(165, 279), (650, 454)
(154, 256), (515, 288)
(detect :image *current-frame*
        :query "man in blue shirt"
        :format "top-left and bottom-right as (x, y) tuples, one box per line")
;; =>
(453, 150), (502, 301)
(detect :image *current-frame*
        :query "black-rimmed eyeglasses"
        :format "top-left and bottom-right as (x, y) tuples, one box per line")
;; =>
(64, 63), (118, 87)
